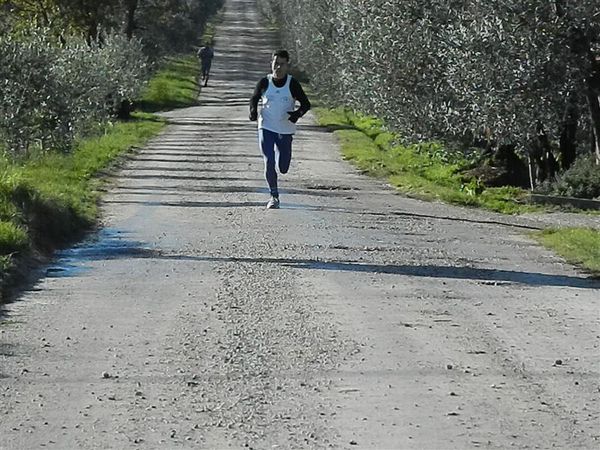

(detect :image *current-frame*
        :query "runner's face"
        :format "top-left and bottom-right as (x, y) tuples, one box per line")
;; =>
(271, 56), (289, 79)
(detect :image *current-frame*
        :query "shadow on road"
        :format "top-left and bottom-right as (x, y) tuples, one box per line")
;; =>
(101, 198), (546, 232)
(111, 185), (351, 197)
(118, 167), (249, 174)
(388, 211), (543, 231)
(123, 158), (254, 165)
(112, 175), (263, 182)
(70, 250), (600, 288)
(135, 152), (263, 159)
(104, 199), (267, 208)
(33, 228), (599, 289)
(149, 255), (598, 289)
(0, 342), (15, 358)
(0, 340), (18, 378)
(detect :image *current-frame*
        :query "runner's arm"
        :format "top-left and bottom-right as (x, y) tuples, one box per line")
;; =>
(249, 78), (268, 121)
(287, 78), (311, 123)
(290, 78), (311, 115)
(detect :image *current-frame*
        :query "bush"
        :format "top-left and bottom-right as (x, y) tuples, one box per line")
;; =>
(551, 154), (600, 199)
(58, 34), (148, 128)
(0, 31), (66, 155)
(0, 30), (148, 159)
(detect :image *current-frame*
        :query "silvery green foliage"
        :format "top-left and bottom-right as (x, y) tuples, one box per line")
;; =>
(132, 0), (224, 58)
(260, 0), (599, 157)
(0, 31), (147, 157)
(256, 0), (280, 23)
(0, 31), (66, 155)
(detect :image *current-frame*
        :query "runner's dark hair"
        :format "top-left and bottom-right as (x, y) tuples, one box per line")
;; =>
(272, 49), (290, 61)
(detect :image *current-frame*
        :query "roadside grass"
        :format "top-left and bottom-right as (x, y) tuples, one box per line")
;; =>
(0, 52), (202, 281)
(532, 228), (600, 276)
(315, 107), (533, 214)
(137, 56), (200, 112)
(314, 106), (600, 275)
(0, 115), (164, 273)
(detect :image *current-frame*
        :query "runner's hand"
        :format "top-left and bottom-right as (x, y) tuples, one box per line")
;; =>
(287, 110), (302, 123)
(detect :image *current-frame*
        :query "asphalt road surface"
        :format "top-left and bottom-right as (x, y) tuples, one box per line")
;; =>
(1, 0), (599, 448)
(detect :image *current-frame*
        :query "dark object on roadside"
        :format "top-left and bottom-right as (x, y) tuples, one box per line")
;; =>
(464, 144), (530, 188)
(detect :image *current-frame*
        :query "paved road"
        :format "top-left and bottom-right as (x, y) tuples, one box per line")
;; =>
(1, 0), (599, 448)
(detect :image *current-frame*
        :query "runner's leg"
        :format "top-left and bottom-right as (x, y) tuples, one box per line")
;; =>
(259, 129), (278, 197)
(276, 134), (293, 174)
(204, 62), (211, 86)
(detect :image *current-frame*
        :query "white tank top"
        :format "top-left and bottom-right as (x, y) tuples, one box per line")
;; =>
(258, 74), (297, 134)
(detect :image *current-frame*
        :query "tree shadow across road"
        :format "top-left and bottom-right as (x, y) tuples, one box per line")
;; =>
(165, 255), (598, 289)
(111, 185), (352, 197)
(0, 339), (18, 379)
(33, 227), (599, 289)
(112, 175), (264, 182)
(104, 199), (267, 208)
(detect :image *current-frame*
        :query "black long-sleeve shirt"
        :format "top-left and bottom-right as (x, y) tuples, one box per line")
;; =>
(249, 76), (311, 118)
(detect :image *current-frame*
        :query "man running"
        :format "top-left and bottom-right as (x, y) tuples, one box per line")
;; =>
(249, 49), (311, 209)
(197, 42), (214, 87)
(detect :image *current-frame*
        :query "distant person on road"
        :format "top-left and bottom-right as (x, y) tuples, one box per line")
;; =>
(197, 42), (214, 87)
(249, 49), (311, 209)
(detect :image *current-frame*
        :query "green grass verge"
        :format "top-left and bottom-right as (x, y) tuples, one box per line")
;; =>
(0, 51), (204, 279)
(137, 56), (201, 112)
(0, 114), (164, 273)
(532, 228), (600, 275)
(315, 106), (535, 215)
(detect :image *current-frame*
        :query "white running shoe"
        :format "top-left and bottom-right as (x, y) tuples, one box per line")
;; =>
(266, 196), (280, 209)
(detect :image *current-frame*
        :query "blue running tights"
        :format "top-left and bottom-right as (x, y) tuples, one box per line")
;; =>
(259, 128), (293, 197)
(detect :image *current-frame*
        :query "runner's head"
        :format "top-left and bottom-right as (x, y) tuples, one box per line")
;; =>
(271, 50), (290, 80)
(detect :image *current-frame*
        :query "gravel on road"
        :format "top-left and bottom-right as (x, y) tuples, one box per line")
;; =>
(1, 1), (599, 449)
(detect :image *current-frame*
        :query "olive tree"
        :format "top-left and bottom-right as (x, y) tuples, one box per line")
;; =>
(0, 0), (223, 158)
(0, 31), (147, 157)
(259, 0), (600, 180)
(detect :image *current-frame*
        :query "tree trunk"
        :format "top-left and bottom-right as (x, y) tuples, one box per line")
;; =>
(587, 55), (600, 165)
(86, 21), (99, 45)
(125, 0), (138, 40)
(536, 122), (559, 182)
(554, 0), (566, 17)
(117, 99), (132, 120)
(559, 91), (578, 170)
(85, 4), (103, 44)
(589, 96), (600, 164)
